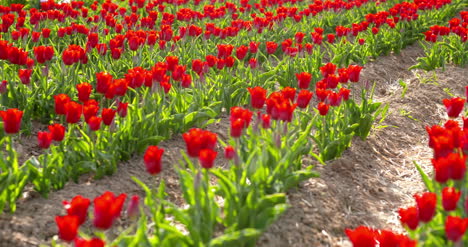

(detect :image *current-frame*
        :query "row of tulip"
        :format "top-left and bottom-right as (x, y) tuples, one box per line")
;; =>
(48, 74), (381, 246)
(411, 11), (467, 71)
(346, 91), (468, 246)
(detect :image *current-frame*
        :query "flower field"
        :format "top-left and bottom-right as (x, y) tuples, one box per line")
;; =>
(0, 0), (467, 246)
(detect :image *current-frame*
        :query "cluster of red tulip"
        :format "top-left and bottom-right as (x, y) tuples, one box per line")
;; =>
(182, 128), (218, 169)
(424, 12), (468, 42)
(55, 191), (138, 246)
(346, 226), (416, 247)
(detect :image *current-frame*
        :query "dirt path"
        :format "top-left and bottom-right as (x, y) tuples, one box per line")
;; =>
(0, 44), (467, 247)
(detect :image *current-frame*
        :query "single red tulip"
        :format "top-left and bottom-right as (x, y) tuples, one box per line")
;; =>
(199, 149), (217, 169)
(93, 191), (127, 230)
(445, 216), (468, 242)
(398, 206), (419, 230)
(63, 195), (91, 225)
(143, 145), (164, 175)
(55, 215), (79, 242)
(37, 131), (53, 149)
(0, 108), (23, 134)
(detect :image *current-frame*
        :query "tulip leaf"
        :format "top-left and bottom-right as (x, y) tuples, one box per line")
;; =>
(208, 228), (262, 247)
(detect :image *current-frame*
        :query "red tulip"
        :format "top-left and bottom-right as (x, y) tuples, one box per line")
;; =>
(248, 58), (258, 69)
(101, 108), (116, 126)
(182, 128), (217, 158)
(55, 215), (79, 242)
(181, 74), (192, 88)
(339, 88), (351, 101)
(348, 65), (363, 83)
(296, 72), (312, 89)
(235, 45), (248, 60)
(18, 69), (32, 85)
(65, 101), (82, 124)
(281, 87), (296, 102)
(48, 124), (65, 142)
(297, 90), (313, 108)
(199, 149), (217, 169)
(249, 41), (260, 53)
(247, 86), (267, 109)
(345, 226), (377, 247)
(93, 191), (127, 230)
(0, 108), (23, 134)
(63, 195), (91, 225)
(320, 63), (336, 77)
(266, 41), (278, 54)
(0, 80), (7, 94)
(83, 103), (99, 122)
(87, 116), (102, 131)
(359, 38), (365, 45)
(126, 195), (140, 218)
(74, 238), (105, 247)
(143, 145), (164, 175)
(76, 83), (92, 103)
(414, 192), (437, 222)
(54, 94), (71, 115)
(166, 56), (179, 71)
(317, 102), (330, 116)
(261, 114), (271, 129)
(230, 118), (244, 138)
(95, 72), (112, 94)
(398, 206), (419, 230)
(224, 146), (236, 160)
(443, 97), (465, 118)
(445, 216), (468, 242)
(432, 153), (466, 182)
(117, 102), (128, 118)
(37, 131), (53, 149)
(442, 187), (461, 211)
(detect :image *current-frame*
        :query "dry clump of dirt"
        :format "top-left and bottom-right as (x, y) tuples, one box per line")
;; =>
(258, 46), (468, 246)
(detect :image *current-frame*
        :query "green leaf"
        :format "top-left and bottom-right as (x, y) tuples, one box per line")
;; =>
(414, 161), (434, 192)
(208, 228), (262, 247)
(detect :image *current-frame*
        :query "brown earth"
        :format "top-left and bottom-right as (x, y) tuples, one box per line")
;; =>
(0, 44), (467, 247)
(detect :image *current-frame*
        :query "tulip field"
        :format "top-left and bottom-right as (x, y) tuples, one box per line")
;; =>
(0, 0), (467, 246)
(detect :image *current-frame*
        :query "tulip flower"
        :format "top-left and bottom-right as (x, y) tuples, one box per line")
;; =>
(48, 124), (65, 142)
(63, 195), (91, 225)
(224, 146), (236, 160)
(117, 102), (128, 118)
(443, 97), (465, 118)
(37, 131), (53, 149)
(247, 87), (267, 109)
(54, 94), (71, 115)
(0, 80), (7, 94)
(348, 65), (363, 83)
(182, 128), (217, 158)
(55, 215), (80, 242)
(143, 145), (164, 175)
(93, 191), (127, 230)
(261, 114), (271, 129)
(414, 192), (437, 223)
(101, 108), (116, 126)
(76, 83), (93, 103)
(317, 102), (330, 116)
(74, 238), (105, 247)
(87, 116), (102, 131)
(296, 72), (312, 89)
(199, 149), (217, 169)
(0, 108), (23, 134)
(445, 216), (468, 242)
(297, 90), (313, 108)
(398, 206), (419, 230)
(442, 187), (461, 211)
(18, 69), (32, 85)
(345, 226), (377, 247)
(126, 195), (140, 218)
(65, 102), (82, 124)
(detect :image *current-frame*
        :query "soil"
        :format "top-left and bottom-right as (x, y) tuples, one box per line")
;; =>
(1, 43), (467, 247)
